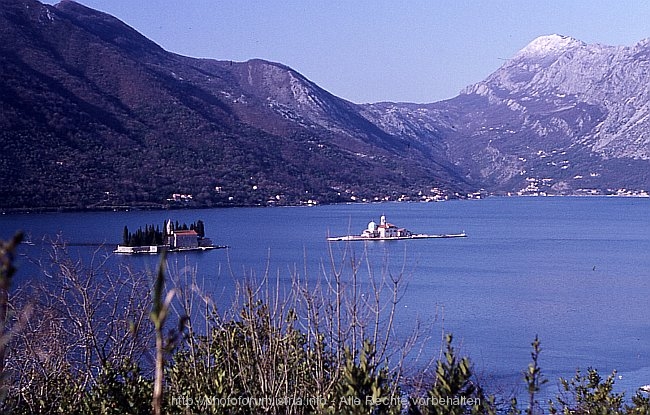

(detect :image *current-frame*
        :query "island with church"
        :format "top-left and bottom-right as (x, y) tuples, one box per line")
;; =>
(326, 215), (467, 241)
(114, 219), (224, 254)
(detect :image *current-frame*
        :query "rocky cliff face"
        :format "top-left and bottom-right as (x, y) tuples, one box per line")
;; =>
(363, 34), (650, 195)
(468, 34), (650, 160)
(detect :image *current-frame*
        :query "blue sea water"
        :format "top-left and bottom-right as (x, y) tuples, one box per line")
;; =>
(2, 196), (649, 399)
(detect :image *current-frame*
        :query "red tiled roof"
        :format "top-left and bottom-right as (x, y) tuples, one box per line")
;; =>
(174, 230), (198, 235)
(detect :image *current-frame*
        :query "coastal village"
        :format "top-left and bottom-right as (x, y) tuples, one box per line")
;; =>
(114, 219), (219, 254)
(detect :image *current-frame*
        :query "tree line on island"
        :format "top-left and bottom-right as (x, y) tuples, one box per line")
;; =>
(122, 220), (206, 247)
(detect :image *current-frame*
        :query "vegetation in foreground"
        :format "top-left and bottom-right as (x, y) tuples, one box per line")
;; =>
(0, 233), (649, 414)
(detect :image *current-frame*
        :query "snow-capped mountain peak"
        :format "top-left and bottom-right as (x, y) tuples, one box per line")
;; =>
(366, 35), (650, 195)
(515, 34), (584, 58)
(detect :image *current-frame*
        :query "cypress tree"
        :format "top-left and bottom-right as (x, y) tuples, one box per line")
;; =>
(196, 220), (205, 238)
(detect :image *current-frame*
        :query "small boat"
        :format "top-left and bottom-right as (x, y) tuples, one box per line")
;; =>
(327, 215), (467, 241)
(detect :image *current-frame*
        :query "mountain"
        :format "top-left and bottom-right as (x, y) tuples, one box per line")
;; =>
(362, 34), (650, 196)
(0, 0), (469, 210)
(2, 1), (649, 211)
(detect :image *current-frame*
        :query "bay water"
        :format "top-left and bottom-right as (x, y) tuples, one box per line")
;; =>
(2, 196), (649, 400)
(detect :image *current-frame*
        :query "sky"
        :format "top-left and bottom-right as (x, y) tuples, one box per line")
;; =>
(42, 0), (650, 104)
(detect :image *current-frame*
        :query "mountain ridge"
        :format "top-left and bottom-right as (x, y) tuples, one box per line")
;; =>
(363, 33), (650, 195)
(1, 0), (649, 210)
(0, 0), (470, 210)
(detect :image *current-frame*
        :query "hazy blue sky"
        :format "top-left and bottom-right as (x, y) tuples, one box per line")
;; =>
(42, 0), (650, 104)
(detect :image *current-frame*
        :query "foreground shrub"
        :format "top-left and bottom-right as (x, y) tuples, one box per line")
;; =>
(1, 238), (153, 414)
(407, 334), (497, 415)
(166, 298), (331, 414)
(549, 368), (650, 415)
(328, 340), (399, 415)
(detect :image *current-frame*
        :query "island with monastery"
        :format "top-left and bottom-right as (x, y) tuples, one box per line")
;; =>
(114, 219), (222, 254)
(327, 215), (467, 241)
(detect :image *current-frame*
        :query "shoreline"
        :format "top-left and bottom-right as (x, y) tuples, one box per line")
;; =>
(113, 245), (229, 255)
(1, 193), (649, 215)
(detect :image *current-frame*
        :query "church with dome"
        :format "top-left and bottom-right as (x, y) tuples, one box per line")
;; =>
(360, 215), (412, 239)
